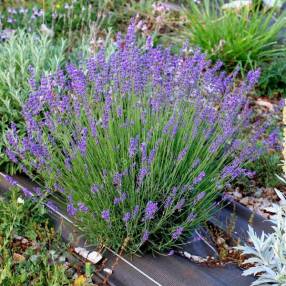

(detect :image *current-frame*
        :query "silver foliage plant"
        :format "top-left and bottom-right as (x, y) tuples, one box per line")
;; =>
(237, 189), (286, 285)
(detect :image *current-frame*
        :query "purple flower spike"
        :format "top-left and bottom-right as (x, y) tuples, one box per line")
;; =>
(144, 201), (158, 221)
(5, 175), (17, 187)
(113, 172), (122, 187)
(78, 202), (89, 212)
(91, 184), (100, 193)
(123, 212), (131, 223)
(172, 226), (184, 240)
(133, 205), (139, 217)
(22, 187), (33, 198)
(67, 203), (77, 217)
(175, 198), (185, 211)
(78, 128), (88, 155)
(187, 212), (197, 222)
(192, 171), (206, 186)
(177, 146), (189, 162)
(129, 136), (139, 158)
(194, 191), (206, 203)
(101, 209), (110, 222)
(137, 167), (149, 186)
(142, 230), (149, 242)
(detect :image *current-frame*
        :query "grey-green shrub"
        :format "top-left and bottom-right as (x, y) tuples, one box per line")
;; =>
(237, 188), (286, 285)
(0, 30), (66, 173)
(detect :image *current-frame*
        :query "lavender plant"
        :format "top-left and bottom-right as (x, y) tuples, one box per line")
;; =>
(7, 21), (263, 254)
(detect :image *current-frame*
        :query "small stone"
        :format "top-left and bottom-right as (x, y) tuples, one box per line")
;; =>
(103, 268), (113, 275)
(240, 197), (249, 205)
(233, 190), (242, 199)
(21, 238), (29, 244)
(74, 247), (102, 264)
(216, 237), (225, 246)
(58, 256), (66, 263)
(254, 188), (263, 198)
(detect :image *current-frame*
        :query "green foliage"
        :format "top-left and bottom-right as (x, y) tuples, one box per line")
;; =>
(258, 57), (286, 97)
(248, 151), (282, 188)
(0, 188), (70, 285)
(0, 30), (66, 174)
(181, 0), (286, 72)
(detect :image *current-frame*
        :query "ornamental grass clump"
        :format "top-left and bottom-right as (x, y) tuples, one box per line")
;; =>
(7, 21), (263, 254)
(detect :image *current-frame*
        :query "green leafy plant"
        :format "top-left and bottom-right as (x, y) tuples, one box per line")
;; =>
(249, 151), (282, 187)
(0, 30), (66, 174)
(258, 57), (286, 97)
(181, 0), (286, 73)
(0, 187), (70, 285)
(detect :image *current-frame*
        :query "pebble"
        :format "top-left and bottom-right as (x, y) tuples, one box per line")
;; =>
(216, 237), (225, 246)
(103, 268), (113, 275)
(74, 247), (102, 264)
(58, 256), (66, 263)
(254, 188), (263, 198)
(240, 197), (249, 205)
(233, 190), (242, 199)
(21, 238), (29, 244)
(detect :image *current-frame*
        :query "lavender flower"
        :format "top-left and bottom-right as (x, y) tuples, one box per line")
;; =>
(133, 205), (139, 217)
(91, 184), (100, 193)
(22, 187), (33, 198)
(113, 192), (127, 205)
(141, 142), (147, 163)
(129, 136), (139, 158)
(142, 230), (149, 242)
(187, 212), (197, 222)
(137, 167), (149, 186)
(194, 192), (206, 204)
(175, 198), (185, 211)
(172, 226), (184, 240)
(67, 203), (77, 217)
(78, 202), (89, 212)
(117, 107), (123, 118)
(177, 146), (189, 162)
(101, 209), (110, 222)
(78, 128), (88, 155)
(192, 171), (205, 186)
(123, 212), (131, 223)
(164, 196), (174, 209)
(113, 172), (122, 187)
(144, 201), (158, 221)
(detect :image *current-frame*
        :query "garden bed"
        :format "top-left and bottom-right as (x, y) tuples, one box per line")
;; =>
(0, 173), (273, 286)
